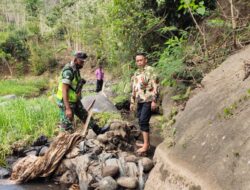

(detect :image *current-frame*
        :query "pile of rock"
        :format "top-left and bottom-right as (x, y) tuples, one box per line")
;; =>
(54, 120), (154, 190)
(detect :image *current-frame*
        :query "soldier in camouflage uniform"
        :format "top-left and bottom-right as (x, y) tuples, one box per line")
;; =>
(130, 52), (159, 153)
(56, 51), (106, 134)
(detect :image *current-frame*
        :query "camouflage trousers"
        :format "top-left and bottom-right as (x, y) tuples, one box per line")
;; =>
(56, 99), (88, 131)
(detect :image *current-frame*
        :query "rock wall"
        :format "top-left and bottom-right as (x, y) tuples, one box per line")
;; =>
(146, 46), (250, 190)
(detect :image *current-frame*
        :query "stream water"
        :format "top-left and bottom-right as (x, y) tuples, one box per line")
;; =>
(0, 179), (67, 190)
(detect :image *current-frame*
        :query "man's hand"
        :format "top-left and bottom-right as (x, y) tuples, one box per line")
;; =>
(151, 101), (157, 111)
(65, 107), (73, 121)
(130, 104), (135, 112)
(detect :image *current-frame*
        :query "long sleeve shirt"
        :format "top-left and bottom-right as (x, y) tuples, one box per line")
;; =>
(130, 65), (160, 105)
(95, 68), (104, 80)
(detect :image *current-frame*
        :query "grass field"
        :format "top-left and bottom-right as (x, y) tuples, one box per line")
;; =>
(0, 78), (49, 97)
(0, 97), (59, 166)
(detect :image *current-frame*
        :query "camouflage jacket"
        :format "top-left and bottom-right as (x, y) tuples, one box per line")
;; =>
(130, 65), (159, 105)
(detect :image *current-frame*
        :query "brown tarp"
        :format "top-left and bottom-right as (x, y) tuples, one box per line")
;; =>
(10, 132), (82, 183)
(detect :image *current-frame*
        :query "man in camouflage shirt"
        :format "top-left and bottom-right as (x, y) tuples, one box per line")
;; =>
(130, 52), (160, 153)
(56, 51), (105, 134)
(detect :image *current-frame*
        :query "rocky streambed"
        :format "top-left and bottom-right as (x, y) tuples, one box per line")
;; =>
(3, 119), (156, 190)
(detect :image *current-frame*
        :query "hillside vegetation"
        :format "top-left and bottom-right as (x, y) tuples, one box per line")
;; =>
(0, 0), (249, 94)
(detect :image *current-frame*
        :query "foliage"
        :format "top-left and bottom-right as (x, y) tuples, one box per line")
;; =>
(0, 78), (48, 97)
(29, 42), (56, 75)
(0, 30), (30, 62)
(178, 0), (207, 16)
(171, 87), (191, 101)
(154, 35), (186, 86)
(93, 112), (121, 127)
(0, 97), (59, 166)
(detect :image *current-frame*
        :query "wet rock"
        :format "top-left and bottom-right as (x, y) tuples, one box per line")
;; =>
(97, 134), (109, 144)
(32, 135), (48, 146)
(79, 141), (88, 154)
(39, 146), (49, 156)
(117, 176), (138, 189)
(124, 155), (138, 163)
(60, 170), (78, 184)
(0, 167), (10, 179)
(105, 143), (116, 151)
(102, 165), (119, 177)
(118, 157), (127, 176)
(85, 139), (97, 148)
(105, 158), (119, 168)
(1, 94), (17, 100)
(106, 131), (115, 138)
(99, 176), (117, 190)
(99, 153), (114, 162)
(110, 122), (122, 130)
(114, 128), (127, 138)
(92, 146), (102, 155)
(25, 150), (37, 156)
(86, 129), (97, 140)
(88, 162), (102, 180)
(140, 157), (154, 172)
(126, 162), (138, 177)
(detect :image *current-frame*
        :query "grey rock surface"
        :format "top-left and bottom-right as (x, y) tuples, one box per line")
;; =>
(117, 177), (138, 189)
(99, 176), (117, 190)
(145, 45), (250, 190)
(81, 93), (118, 113)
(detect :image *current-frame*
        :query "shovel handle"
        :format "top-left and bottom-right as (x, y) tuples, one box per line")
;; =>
(81, 99), (96, 137)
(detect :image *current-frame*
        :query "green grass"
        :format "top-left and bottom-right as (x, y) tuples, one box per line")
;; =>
(0, 78), (49, 97)
(0, 97), (59, 166)
(93, 112), (122, 127)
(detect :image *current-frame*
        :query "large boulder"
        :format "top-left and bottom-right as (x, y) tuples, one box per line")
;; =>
(81, 93), (118, 113)
(146, 46), (250, 190)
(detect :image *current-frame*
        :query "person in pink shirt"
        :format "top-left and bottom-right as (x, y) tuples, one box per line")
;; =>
(95, 64), (104, 92)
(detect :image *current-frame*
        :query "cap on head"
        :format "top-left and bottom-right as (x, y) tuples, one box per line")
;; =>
(74, 51), (88, 61)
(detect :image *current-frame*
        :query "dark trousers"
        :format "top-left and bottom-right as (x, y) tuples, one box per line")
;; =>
(137, 102), (151, 132)
(96, 79), (103, 92)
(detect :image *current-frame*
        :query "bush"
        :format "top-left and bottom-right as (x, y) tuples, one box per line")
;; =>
(29, 43), (56, 75)
(1, 30), (30, 62)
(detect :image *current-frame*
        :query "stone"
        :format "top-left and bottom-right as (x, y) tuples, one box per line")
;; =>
(110, 122), (122, 130)
(92, 146), (102, 155)
(1, 94), (17, 100)
(105, 158), (119, 168)
(97, 134), (109, 144)
(99, 176), (117, 190)
(106, 131), (115, 138)
(79, 141), (88, 154)
(32, 135), (48, 146)
(124, 155), (138, 163)
(86, 129), (97, 140)
(126, 162), (138, 177)
(102, 165), (119, 177)
(25, 150), (37, 156)
(0, 167), (10, 179)
(117, 177), (138, 189)
(81, 94), (118, 113)
(140, 157), (154, 172)
(59, 170), (78, 184)
(39, 146), (49, 156)
(99, 153), (114, 162)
